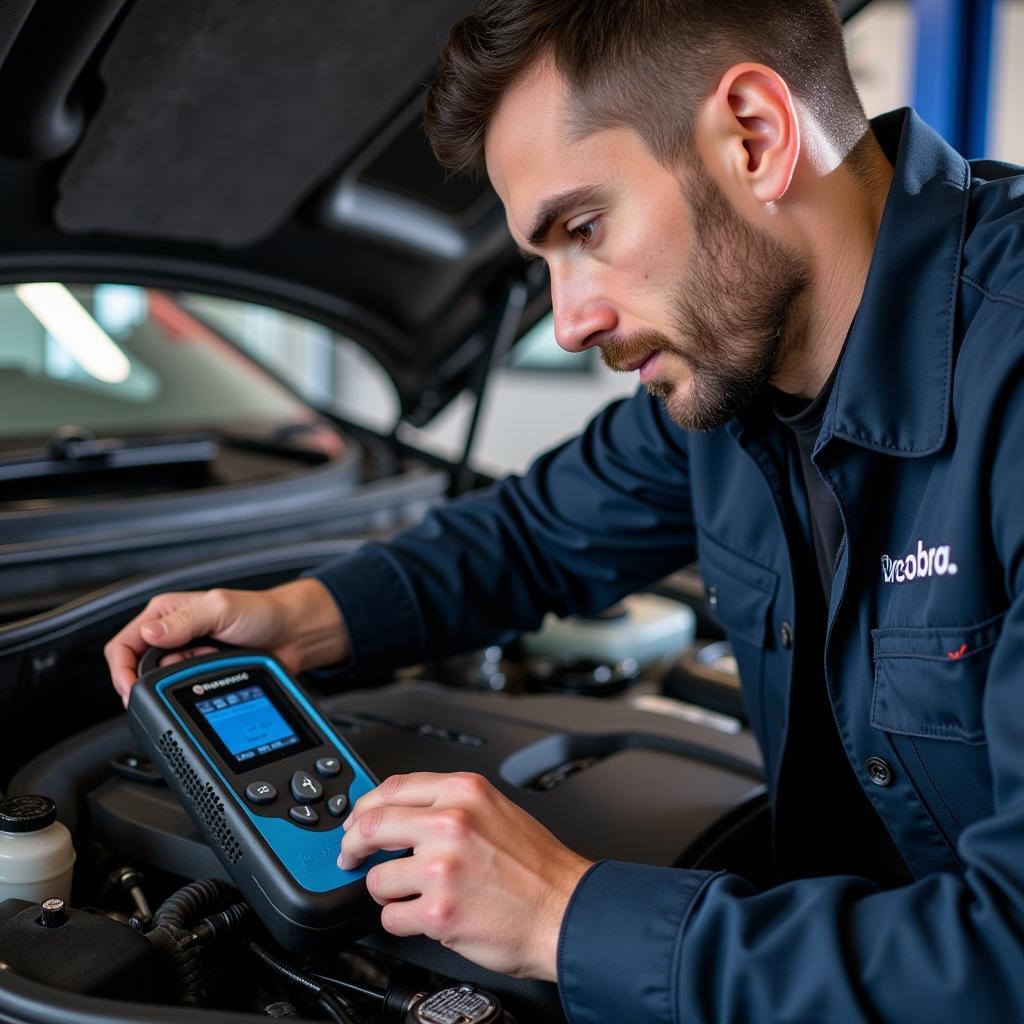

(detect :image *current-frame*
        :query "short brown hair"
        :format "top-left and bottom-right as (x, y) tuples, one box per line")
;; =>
(425, 0), (868, 174)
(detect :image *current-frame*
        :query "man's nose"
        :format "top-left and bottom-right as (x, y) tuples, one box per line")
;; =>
(551, 275), (617, 354)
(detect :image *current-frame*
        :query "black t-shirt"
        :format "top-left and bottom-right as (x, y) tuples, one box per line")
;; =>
(770, 363), (912, 888)
(772, 376), (842, 598)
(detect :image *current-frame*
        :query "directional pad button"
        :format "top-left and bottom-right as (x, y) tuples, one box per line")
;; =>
(245, 781), (277, 806)
(288, 804), (319, 826)
(290, 770), (324, 803)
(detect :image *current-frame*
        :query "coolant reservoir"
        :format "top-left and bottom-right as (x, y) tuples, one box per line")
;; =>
(0, 795), (75, 904)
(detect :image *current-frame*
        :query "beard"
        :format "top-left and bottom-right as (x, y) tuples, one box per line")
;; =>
(601, 164), (811, 432)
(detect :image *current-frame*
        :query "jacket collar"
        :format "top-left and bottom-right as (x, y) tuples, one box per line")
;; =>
(819, 108), (971, 458)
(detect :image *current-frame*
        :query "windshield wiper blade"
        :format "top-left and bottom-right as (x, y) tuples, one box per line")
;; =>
(0, 427), (219, 483)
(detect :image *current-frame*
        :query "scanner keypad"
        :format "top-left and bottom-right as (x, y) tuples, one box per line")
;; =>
(240, 753), (354, 832)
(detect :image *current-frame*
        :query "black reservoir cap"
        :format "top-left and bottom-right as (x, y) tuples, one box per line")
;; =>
(40, 898), (68, 928)
(0, 795), (57, 833)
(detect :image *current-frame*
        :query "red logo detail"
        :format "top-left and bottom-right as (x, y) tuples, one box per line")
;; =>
(947, 643), (968, 660)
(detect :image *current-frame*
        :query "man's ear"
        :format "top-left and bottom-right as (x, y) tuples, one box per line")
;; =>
(695, 63), (800, 205)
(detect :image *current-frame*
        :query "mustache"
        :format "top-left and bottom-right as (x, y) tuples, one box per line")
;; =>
(599, 330), (674, 373)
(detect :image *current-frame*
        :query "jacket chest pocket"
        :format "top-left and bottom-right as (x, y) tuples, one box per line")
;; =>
(697, 531), (778, 748)
(870, 614), (1000, 844)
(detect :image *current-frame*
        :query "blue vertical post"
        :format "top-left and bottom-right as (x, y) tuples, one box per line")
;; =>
(912, 0), (996, 157)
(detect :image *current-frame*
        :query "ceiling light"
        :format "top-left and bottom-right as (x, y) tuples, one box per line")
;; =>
(15, 282), (132, 384)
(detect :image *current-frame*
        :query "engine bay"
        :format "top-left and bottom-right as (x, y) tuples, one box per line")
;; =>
(2, 672), (763, 1023)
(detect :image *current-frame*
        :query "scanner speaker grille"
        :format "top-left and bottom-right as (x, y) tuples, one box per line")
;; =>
(158, 730), (242, 865)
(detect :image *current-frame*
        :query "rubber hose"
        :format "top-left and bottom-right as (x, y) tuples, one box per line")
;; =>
(147, 878), (239, 1004)
(152, 877), (236, 931)
(250, 945), (359, 1024)
(248, 942), (321, 994)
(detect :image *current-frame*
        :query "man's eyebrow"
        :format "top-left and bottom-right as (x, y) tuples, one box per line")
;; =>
(527, 185), (605, 247)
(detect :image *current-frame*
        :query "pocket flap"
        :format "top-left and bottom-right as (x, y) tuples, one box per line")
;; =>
(870, 613), (1002, 744)
(698, 532), (778, 647)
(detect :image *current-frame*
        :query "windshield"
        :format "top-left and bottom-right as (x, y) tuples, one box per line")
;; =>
(0, 283), (318, 444)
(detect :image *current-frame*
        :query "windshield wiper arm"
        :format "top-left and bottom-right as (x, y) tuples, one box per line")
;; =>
(0, 427), (219, 483)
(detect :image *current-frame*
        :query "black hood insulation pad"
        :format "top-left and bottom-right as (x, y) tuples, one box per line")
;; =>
(56, 0), (470, 247)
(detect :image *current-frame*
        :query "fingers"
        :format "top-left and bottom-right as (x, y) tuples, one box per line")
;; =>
(105, 588), (247, 706)
(141, 587), (233, 649)
(104, 592), (199, 705)
(344, 769), (590, 979)
(340, 804), (460, 870)
(378, 888), (460, 943)
(380, 899), (431, 938)
(105, 580), (349, 707)
(367, 862), (458, 941)
(365, 856), (421, 905)
(342, 771), (490, 831)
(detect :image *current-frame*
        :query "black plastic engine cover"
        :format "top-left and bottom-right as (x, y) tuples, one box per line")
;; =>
(69, 680), (765, 878)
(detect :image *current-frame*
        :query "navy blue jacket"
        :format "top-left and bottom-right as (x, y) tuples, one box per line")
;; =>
(313, 110), (1024, 1022)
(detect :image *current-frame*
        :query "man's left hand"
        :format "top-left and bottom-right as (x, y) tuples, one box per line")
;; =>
(338, 771), (593, 981)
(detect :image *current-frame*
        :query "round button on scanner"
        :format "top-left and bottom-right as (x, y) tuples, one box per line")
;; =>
(315, 757), (341, 778)
(327, 794), (349, 818)
(866, 756), (893, 787)
(245, 781), (277, 806)
(290, 771), (324, 803)
(288, 805), (320, 826)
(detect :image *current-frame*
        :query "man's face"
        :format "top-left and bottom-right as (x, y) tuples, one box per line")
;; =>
(485, 62), (810, 430)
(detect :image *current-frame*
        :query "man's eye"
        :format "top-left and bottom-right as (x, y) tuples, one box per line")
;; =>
(568, 218), (599, 249)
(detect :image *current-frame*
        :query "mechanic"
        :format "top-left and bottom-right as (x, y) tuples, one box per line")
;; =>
(106, 0), (1024, 1020)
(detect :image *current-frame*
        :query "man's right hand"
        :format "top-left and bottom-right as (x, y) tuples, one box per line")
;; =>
(104, 578), (349, 707)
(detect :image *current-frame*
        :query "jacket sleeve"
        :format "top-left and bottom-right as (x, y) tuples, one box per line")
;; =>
(557, 361), (1024, 1024)
(309, 388), (696, 668)
(558, 840), (1022, 1023)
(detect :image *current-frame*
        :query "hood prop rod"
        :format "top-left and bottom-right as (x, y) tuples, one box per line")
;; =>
(451, 278), (528, 497)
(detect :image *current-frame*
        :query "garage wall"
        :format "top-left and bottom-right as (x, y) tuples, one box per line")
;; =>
(990, 0), (1024, 164)
(845, 0), (914, 119)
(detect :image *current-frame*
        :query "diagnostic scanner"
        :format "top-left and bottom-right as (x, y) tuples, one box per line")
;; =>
(127, 640), (393, 951)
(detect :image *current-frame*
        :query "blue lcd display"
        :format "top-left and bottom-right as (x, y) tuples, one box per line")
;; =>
(196, 685), (300, 764)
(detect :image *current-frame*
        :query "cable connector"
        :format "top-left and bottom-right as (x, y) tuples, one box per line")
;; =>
(189, 901), (253, 945)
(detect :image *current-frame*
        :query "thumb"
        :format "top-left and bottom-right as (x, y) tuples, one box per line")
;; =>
(140, 591), (227, 649)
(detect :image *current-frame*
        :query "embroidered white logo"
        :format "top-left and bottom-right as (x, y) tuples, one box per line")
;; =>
(881, 541), (958, 584)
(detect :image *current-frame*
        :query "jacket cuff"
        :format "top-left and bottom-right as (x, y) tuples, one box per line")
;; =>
(307, 543), (424, 669)
(558, 860), (714, 1024)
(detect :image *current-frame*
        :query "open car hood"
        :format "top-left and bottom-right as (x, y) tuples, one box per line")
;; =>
(0, 0), (550, 425)
(0, 0), (870, 424)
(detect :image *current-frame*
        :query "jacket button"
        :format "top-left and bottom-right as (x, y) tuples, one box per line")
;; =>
(706, 585), (719, 607)
(780, 621), (794, 648)
(866, 756), (893, 787)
